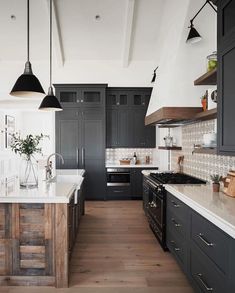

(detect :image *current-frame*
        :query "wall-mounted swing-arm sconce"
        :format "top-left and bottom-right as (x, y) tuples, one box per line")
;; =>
(151, 66), (159, 83)
(186, 0), (217, 44)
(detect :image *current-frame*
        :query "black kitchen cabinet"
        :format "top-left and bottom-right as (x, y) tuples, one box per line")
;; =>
(55, 84), (106, 200)
(55, 109), (81, 169)
(106, 87), (155, 148)
(106, 108), (132, 147)
(131, 169), (144, 199)
(217, 0), (235, 155)
(55, 84), (106, 108)
(165, 191), (235, 293)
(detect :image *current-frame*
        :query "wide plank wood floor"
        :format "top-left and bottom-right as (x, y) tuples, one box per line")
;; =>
(69, 201), (193, 292)
(1, 201), (194, 293)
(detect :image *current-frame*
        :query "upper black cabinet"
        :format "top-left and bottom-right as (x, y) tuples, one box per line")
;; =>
(106, 87), (155, 148)
(217, 0), (235, 155)
(54, 84), (107, 108)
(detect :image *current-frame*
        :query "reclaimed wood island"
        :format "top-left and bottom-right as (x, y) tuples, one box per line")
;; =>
(0, 176), (84, 288)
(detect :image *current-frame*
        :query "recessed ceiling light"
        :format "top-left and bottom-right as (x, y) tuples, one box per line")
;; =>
(95, 15), (101, 21)
(10, 15), (16, 20)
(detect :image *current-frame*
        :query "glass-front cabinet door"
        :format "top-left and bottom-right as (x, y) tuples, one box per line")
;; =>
(55, 87), (81, 107)
(106, 90), (129, 107)
(81, 88), (104, 107)
(132, 90), (151, 107)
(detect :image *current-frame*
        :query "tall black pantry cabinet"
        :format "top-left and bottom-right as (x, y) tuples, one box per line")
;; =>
(217, 0), (235, 155)
(54, 84), (107, 200)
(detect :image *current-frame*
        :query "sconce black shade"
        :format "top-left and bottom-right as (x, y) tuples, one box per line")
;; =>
(186, 24), (202, 44)
(39, 86), (63, 111)
(10, 62), (45, 98)
(151, 72), (156, 83)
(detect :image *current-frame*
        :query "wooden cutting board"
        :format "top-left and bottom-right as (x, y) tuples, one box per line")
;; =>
(223, 170), (235, 197)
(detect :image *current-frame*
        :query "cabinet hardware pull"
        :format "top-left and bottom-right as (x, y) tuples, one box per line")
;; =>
(113, 190), (123, 193)
(171, 200), (180, 208)
(82, 148), (85, 167)
(76, 148), (79, 168)
(197, 273), (213, 291)
(170, 240), (180, 251)
(171, 218), (181, 227)
(198, 233), (214, 247)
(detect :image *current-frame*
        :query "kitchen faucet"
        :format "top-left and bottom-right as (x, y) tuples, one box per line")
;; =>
(45, 153), (64, 180)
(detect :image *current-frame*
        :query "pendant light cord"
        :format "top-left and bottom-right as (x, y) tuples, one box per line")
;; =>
(27, 0), (30, 62)
(49, 0), (52, 87)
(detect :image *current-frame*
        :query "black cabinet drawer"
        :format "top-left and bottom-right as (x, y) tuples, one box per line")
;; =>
(167, 192), (188, 221)
(190, 244), (227, 293)
(191, 211), (229, 275)
(167, 208), (187, 240)
(106, 186), (131, 199)
(167, 229), (187, 271)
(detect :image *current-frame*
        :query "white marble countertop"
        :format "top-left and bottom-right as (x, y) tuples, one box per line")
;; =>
(165, 184), (235, 239)
(106, 164), (158, 169)
(0, 173), (84, 204)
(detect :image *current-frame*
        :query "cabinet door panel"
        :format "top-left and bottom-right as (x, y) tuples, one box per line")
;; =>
(118, 109), (131, 147)
(82, 110), (105, 200)
(133, 109), (147, 147)
(218, 41), (235, 154)
(106, 109), (118, 147)
(56, 110), (81, 169)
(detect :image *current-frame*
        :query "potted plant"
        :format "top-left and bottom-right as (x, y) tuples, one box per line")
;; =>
(11, 133), (47, 189)
(210, 174), (222, 192)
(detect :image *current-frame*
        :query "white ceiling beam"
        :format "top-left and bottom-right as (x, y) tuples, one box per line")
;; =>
(122, 0), (135, 67)
(45, 0), (65, 67)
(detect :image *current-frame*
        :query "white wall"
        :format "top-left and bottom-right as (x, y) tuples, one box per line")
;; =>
(148, 0), (217, 170)
(147, 0), (217, 114)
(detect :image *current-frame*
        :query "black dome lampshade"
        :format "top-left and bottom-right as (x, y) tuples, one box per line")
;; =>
(186, 22), (202, 44)
(38, 0), (63, 112)
(39, 86), (62, 111)
(10, 0), (45, 98)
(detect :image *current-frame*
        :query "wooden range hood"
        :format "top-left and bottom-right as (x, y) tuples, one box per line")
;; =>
(145, 107), (203, 126)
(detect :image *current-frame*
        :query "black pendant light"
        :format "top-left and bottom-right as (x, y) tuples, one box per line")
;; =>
(39, 0), (62, 111)
(186, 0), (217, 44)
(151, 66), (159, 83)
(10, 0), (45, 98)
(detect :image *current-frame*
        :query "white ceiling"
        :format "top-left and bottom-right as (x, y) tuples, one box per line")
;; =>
(0, 0), (164, 65)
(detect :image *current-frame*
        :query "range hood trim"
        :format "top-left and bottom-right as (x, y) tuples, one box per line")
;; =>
(145, 107), (203, 126)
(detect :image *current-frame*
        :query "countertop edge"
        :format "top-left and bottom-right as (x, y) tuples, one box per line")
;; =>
(165, 185), (235, 239)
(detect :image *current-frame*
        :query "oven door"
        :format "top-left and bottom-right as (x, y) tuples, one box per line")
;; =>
(148, 188), (164, 229)
(106, 169), (130, 186)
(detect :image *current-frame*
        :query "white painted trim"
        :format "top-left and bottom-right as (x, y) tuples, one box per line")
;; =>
(122, 0), (135, 67)
(45, 0), (65, 67)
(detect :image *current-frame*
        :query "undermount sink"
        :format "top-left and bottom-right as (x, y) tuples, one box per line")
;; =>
(48, 174), (83, 187)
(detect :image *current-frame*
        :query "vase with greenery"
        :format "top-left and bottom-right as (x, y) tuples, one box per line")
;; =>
(210, 174), (222, 192)
(11, 134), (46, 189)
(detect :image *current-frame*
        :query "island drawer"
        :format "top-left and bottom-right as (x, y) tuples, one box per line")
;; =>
(167, 207), (188, 240)
(167, 229), (187, 271)
(167, 192), (188, 221)
(191, 211), (230, 275)
(106, 186), (131, 199)
(190, 243), (227, 293)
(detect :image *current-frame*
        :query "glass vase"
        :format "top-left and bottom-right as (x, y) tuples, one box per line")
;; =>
(20, 156), (38, 189)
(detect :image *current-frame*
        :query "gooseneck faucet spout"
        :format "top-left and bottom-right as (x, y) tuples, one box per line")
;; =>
(45, 153), (64, 180)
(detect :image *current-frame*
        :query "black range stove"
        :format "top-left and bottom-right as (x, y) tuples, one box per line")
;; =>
(149, 172), (206, 185)
(143, 172), (206, 251)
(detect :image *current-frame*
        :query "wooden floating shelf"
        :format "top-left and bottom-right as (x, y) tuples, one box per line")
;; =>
(158, 146), (182, 150)
(193, 148), (217, 155)
(194, 68), (217, 86)
(193, 108), (217, 122)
